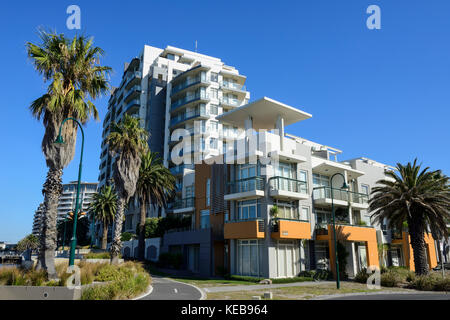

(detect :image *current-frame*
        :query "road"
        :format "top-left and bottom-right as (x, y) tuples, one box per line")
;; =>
(325, 292), (450, 300)
(139, 276), (203, 300)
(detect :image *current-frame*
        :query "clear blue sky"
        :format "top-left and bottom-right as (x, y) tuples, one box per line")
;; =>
(1, 0), (449, 242)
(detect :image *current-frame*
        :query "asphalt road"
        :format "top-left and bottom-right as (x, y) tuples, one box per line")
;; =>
(139, 276), (203, 300)
(325, 293), (450, 300)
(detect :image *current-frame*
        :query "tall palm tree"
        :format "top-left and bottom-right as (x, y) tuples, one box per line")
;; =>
(89, 185), (117, 250)
(136, 151), (176, 261)
(369, 159), (450, 275)
(107, 114), (148, 264)
(27, 31), (111, 278)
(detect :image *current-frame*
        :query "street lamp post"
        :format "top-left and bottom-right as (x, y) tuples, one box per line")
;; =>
(54, 117), (85, 267)
(330, 172), (348, 290)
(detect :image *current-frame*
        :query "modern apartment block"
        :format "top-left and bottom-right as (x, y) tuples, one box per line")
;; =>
(32, 203), (45, 236)
(98, 45), (249, 233)
(100, 45), (439, 278)
(57, 182), (98, 222)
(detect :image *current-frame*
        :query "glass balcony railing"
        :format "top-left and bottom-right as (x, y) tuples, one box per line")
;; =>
(123, 71), (142, 89)
(220, 82), (246, 92)
(170, 107), (210, 127)
(171, 76), (210, 96)
(173, 197), (195, 210)
(220, 96), (240, 107)
(171, 92), (209, 111)
(227, 176), (265, 194)
(124, 99), (140, 112)
(269, 176), (308, 194)
(313, 186), (369, 205)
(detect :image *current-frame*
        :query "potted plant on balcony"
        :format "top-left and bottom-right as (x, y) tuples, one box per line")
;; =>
(270, 205), (279, 230)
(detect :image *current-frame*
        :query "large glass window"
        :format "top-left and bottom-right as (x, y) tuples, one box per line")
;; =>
(237, 200), (260, 220)
(275, 200), (299, 220)
(237, 240), (263, 277)
(206, 179), (211, 206)
(238, 164), (257, 179)
(200, 209), (210, 229)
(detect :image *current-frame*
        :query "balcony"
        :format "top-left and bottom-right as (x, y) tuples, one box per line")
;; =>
(167, 197), (195, 214)
(313, 186), (369, 209)
(315, 223), (376, 242)
(225, 177), (265, 201)
(123, 71), (142, 90)
(124, 85), (141, 103)
(271, 218), (311, 240)
(169, 107), (210, 128)
(220, 96), (241, 108)
(171, 75), (210, 97)
(269, 176), (309, 200)
(171, 92), (209, 112)
(224, 218), (265, 239)
(169, 164), (194, 176)
(124, 99), (140, 115)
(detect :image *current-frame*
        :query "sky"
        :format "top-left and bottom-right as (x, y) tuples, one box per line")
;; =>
(0, 0), (449, 243)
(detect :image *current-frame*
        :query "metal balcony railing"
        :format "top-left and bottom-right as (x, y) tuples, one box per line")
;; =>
(313, 186), (369, 204)
(269, 176), (308, 194)
(173, 197), (195, 210)
(170, 107), (209, 127)
(171, 76), (210, 96)
(227, 176), (265, 194)
(171, 92), (209, 111)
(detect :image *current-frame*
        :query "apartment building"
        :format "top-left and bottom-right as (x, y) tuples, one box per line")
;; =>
(57, 182), (98, 222)
(100, 45), (439, 278)
(160, 97), (438, 278)
(98, 45), (249, 233)
(32, 203), (45, 237)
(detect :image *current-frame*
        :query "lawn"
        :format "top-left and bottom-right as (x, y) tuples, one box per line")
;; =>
(205, 282), (406, 300)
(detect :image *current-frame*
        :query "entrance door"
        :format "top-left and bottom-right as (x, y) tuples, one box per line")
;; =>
(277, 241), (296, 278)
(358, 245), (367, 271)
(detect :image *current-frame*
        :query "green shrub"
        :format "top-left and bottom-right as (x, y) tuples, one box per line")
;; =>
(85, 252), (112, 259)
(298, 270), (316, 278)
(121, 232), (135, 242)
(411, 275), (438, 291)
(354, 268), (369, 283)
(313, 269), (333, 281)
(225, 275), (263, 283)
(271, 276), (313, 284)
(380, 271), (402, 287)
(433, 277), (450, 291)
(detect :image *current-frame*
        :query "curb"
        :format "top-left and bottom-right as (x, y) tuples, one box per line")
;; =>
(313, 290), (449, 300)
(132, 285), (154, 300)
(163, 278), (206, 300)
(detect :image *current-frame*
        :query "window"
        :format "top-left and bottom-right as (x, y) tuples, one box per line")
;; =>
(299, 170), (308, 193)
(209, 121), (219, 133)
(186, 185), (194, 198)
(166, 53), (175, 61)
(158, 74), (163, 83)
(238, 164), (257, 179)
(361, 184), (370, 195)
(237, 200), (259, 220)
(200, 209), (210, 229)
(209, 138), (218, 150)
(210, 72), (218, 82)
(237, 240), (263, 277)
(206, 179), (211, 206)
(210, 88), (218, 99)
(275, 200), (299, 220)
(300, 207), (310, 221)
(210, 104), (219, 115)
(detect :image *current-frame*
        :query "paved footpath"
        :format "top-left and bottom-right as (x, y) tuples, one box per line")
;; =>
(139, 276), (204, 300)
(320, 292), (450, 300)
(204, 281), (335, 293)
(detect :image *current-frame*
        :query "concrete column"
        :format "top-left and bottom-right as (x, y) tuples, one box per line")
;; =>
(275, 115), (285, 151)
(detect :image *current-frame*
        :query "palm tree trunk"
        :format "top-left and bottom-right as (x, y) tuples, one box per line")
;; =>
(110, 197), (125, 265)
(138, 199), (146, 261)
(37, 168), (63, 280)
(101, 221), (108, 250)
(409, 215), (429, 275)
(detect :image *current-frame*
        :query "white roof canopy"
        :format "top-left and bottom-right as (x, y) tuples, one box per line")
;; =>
(216, 97), (312, 130)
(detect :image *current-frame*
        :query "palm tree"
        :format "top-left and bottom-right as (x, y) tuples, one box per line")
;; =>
(89, 185), (117, 250)
(107, 114), (148, 264)
(369, 159), (450, 275)
(136, 151), (176, 261)
(27, 31), (111, 278)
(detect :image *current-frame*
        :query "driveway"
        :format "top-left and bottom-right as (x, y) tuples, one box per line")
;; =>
(139, 276), (204, 300)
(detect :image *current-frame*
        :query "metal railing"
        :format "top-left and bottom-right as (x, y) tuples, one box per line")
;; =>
(171, 76), (210, 96)
(172, 197), (195, 210)
(227, 176), (265, 194)
(171, 92), (209, 111)
(313, 186), (369, 204)
(220, 96), (240, 106)
(170, 107), (210, 127)
(220, 81), (246, 92)
(269, 176), (308, 194)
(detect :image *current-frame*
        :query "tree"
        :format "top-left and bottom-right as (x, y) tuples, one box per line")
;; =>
(107, 114), (148, 264)
(89, 185), (117, 249)
(27, 30), (111, 278)
(16, 234), (39, 253)
(136, 151), (175, 261)
(369, 159), (450, 275)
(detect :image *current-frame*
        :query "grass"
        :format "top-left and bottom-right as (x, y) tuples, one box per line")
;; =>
(205, 282), (404, 300)
(81, 261), (151, 300)
(84, 252), (114, 260)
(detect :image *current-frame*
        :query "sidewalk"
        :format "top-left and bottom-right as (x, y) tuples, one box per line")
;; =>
(204, 281), (335, 293)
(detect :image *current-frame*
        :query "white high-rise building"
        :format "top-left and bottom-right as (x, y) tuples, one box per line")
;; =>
(57, 181), (98, 222)
(98, 45), (250, 233)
